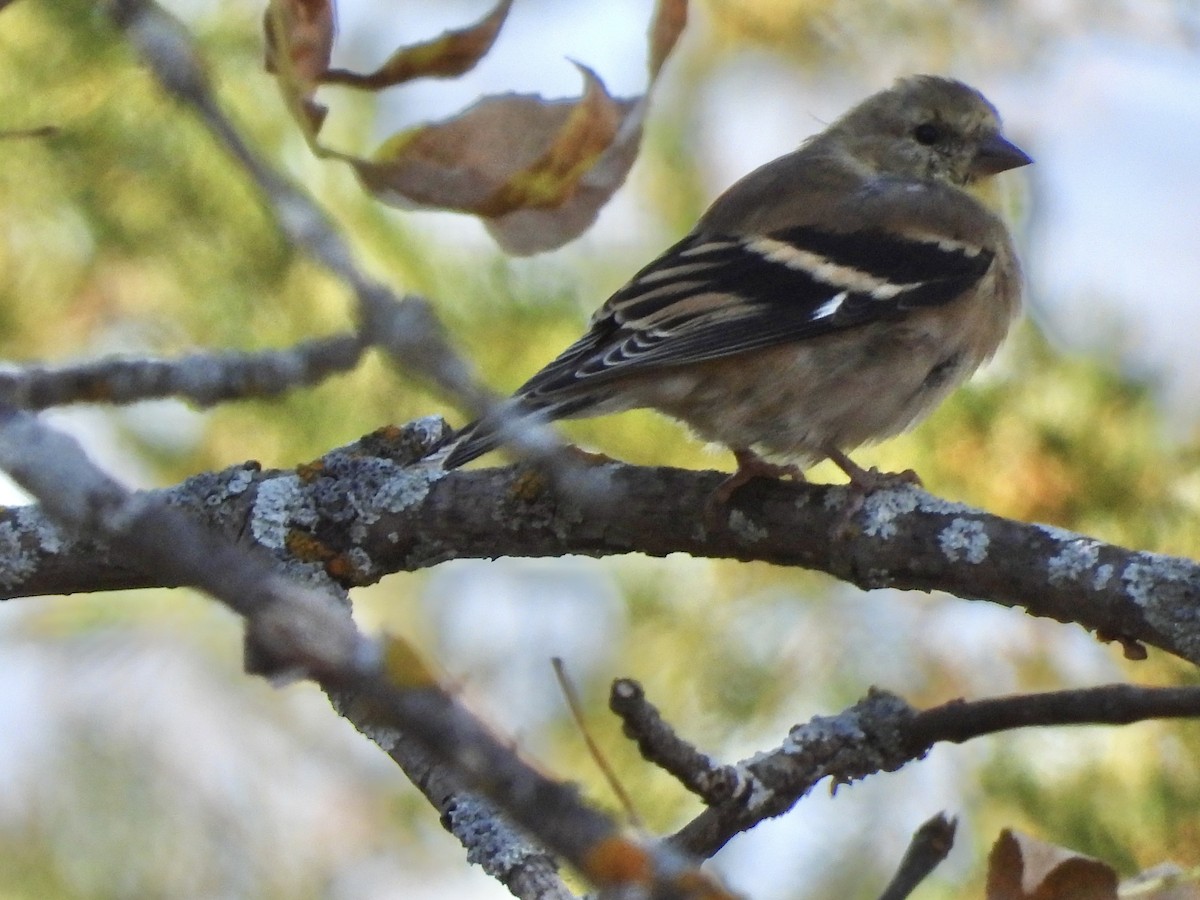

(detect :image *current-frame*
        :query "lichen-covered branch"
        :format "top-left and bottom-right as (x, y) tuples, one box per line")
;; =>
(670, 688), (921, 858)
(631, 680), (1200, 859)
(2, 416), (1197, 668)
(0, 334), (366, 409)
(331, 727), (575, 900)
(0, 407), (729, 900)
(610, 678), (743, 806)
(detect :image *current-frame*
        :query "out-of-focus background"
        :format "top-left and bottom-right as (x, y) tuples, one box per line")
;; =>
(2, 1), (1199, 897)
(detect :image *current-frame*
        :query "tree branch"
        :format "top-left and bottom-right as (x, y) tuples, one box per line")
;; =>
(903, 683), (1200, 747)
(95, 0), (583, 476)
(610, 678), (743, 806)
(876, 813), (957, 900)
(324, 718), (577, 900)
(644, 682), (1200, 859)
(0, 334), (366, 409)
(0, 407), (730, 900)
(2, 425), (1196, 668)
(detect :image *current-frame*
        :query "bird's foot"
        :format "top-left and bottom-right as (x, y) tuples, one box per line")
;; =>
(824, 447), (923, 535)
(705, 449), (805, 526)
(825, 446), (922, 492)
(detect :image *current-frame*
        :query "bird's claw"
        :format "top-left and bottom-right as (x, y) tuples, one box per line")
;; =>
(704, 449), (805, 528)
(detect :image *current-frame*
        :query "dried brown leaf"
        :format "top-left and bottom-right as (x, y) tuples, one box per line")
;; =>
(482, 97), (644, 255)
(649, 0), (688, 78)
(263, 0), (335, 133)
(987, 829), (1118, 900)
(352, 65), (643, 254)
(313, 0), (689, 253)
(480, 64), (624, 216)
(323, 0), (513, 90)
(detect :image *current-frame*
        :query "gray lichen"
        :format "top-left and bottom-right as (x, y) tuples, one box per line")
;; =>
(938, 517), (990, 564)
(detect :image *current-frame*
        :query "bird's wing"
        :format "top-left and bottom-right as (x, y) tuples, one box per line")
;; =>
(515, 223), (994, 402)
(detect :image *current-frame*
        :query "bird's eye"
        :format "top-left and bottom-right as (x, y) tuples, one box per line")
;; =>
(912, 122), (942, 145)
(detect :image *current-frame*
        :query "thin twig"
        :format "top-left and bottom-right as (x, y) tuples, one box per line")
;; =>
(553, 658), (642, 828)
(671, 683), (1200, 860)
(609, 678), (743, 806)
(876, 813), (957, 900)
(107, 0), (574, 471)
(0, 334), (365, 409)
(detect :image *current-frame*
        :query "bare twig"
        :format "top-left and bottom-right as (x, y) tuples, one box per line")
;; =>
(903, 683), (1200, 748)
(554, 659), (643, 828)
(669, 688), (918, 858)
(103, 0), (575, 473)
(669, 683), (1200, 859)
(876, 813), (957, 900)
(0, 334), (365, 409)
(609, 678), (743, 806)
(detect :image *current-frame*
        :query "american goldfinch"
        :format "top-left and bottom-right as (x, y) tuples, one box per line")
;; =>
(442, 76), (1031, 496)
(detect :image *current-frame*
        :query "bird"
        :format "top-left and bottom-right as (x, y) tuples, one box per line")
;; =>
(439, 75), (1031, 500)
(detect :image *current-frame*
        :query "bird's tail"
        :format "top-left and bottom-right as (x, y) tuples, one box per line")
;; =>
(437, 418), (499, 470)
(435, 394), (598, 470)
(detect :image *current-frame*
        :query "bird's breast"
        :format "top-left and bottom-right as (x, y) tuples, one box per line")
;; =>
(621, 268), (1018, 462)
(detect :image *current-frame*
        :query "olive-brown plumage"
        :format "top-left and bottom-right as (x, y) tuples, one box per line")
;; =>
(442, 76), (1031, 490)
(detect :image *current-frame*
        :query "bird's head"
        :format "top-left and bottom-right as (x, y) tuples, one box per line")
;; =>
(822, 75), (1032, 187)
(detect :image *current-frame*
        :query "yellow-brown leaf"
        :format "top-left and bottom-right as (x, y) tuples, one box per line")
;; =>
(263, 0), (335, 134)
(322, 0), (513, 90)
(986, 829), (1118, 900)
(479, 64), (622, 216)
(328, 1), (689, 253)
(351, 66), (640, 255)
(649, 0), (688, 78)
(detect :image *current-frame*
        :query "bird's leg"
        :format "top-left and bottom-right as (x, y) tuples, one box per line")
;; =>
(824, 447), (923, 535)
(708, 448), (805, 513)
(824, 447), (922, 491)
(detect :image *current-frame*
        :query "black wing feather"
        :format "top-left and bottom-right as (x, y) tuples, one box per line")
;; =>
(518, 226), (992, 400)
(444, 225), (993, 466)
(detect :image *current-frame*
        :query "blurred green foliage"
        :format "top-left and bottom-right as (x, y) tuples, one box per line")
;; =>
(1, 1), (1199, 898)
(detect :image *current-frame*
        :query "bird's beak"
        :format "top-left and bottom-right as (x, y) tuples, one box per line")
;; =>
(972, 133), (1033, 176)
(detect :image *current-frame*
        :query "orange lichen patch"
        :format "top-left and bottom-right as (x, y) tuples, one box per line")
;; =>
(371, 424), (405, 442)
(284, 530), (334, 563)
(325, 552), (363, 582)
(582, 836), (736, 898)
(295, 459), (326, 482)
(510, 469), (547, 503)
